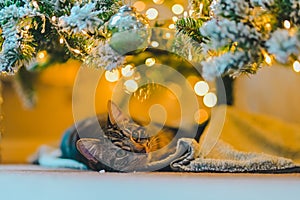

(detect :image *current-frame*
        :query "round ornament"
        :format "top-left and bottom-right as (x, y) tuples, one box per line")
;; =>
(107, 5), (151, 55)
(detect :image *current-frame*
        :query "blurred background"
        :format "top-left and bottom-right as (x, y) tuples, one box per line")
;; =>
(1, 0), (299, 164)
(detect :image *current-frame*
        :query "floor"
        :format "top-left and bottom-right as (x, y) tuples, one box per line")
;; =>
(0, 165), (300, 200)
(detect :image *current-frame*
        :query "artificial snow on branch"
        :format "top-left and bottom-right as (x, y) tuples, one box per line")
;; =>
(176, 0), (300, 80)
(0, 0), (122, 74)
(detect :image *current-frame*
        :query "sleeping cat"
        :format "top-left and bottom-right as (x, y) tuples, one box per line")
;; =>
(36, 101), (207, 172)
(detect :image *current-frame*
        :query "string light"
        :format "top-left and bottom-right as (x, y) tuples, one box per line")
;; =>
(264, 54), (272, 65)
(172, 4), (184, 15)
(121, 64), (135, 77)
(168, 24), (175, 29)
(194, 81), (209, 96)
(172, 16), (178, 22)
(59, 37), (64, 44)
(32, 1), (39, 8)
(265, 23), (271, 31)
(284, 20), (291, 29)
(146, 8), (159, 20)
(105, 70), (120, 82)
(183, 11), (188, 17)
(199, 3), (204, 16)
(165, 32), (171, 39)
(37, 51), (46, 59)
(124, 80), (138, 93)
(51, 16), (56, 22)
(293, 60), (300, 72)
(145, 58), (156, 67)
(194, 109), (209, 124)
(203, 92), (218, 108)
(151, 41), (159, 47)
(73, 49), (81, 54)
(133, 1), (146, 12)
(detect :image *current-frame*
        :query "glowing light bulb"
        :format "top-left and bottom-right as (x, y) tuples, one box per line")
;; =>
(194, 109), (209, 124)
(165, 32), (171, 39)
(36, 50), (48, 63)
(183, 11), (188, 17)
(59, 38), (64, 44)
(203, 92), (217, 108)
(284, 20), (291, 29)
(37, 51), (46, 59)
(51, 16), (56, 22)
(32, 1), (39, 8)
(194, 81), (209, 96)
(146, 8), (159, 20)
(172, 16), (178, 22)
(199, 3), (204, 15)
(121, 64), (135, 77)
(145, 58), (156, 67)
(124, 80), (138, 93)
(172, 4), (184, 15)
(293, 60), (300, 72)
(265, 54), (272, 65)
(73, 49), (81, 54)
(151, 41), (159, 47)
(133, 1), (146, 12)
(168, 24), (175, 29)
(105, 70), (120, 83)
(153, 0), (164, 4)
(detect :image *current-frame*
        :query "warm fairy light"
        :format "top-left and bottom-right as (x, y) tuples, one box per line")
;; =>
(264, 54), (272, 65)
(203, 92), (218, 108)
(36, 50), (48, 63)
(194, 81), (209, 96)
(59, 37), (64, 44)
(189, 10), (194, 16)
(165, 32), (171, 39)
(183, 11), (188, 17)
(293, 60), (300, 72)
(51, 16), (56, 22)
(146, 8), (159, 20)
(194, 109), (209, 124)
(199, 3), (204, 15)
(172, 4), (184, 15)
(151, 41), (159, 47)
(284, 20), (291, 29)
(145, 58), (156, 67)
(121, 64), (135, 77)
(133, 1), (146, 12)
(73, 49), (81, 54)
(172, 16), (178, 22)
(37, 51), (46, 59)
(105, 70), (120, 83)
(265, 23), (271, 30)
(32, 1), (39, 8)
(168, 24), (175, 29)
(24, 25), (30, 30)
(153, 0), (164, 4)
(124, 80), (138, 93)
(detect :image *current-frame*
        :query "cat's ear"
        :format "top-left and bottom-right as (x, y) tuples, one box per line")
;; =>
(76, 138), (101, 164)
(107, 100), (130, 126)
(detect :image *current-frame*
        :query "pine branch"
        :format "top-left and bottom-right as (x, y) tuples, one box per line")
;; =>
(175, 17), (205, 43)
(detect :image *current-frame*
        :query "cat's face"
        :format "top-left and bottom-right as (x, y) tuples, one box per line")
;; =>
(76, 101), (175, 171)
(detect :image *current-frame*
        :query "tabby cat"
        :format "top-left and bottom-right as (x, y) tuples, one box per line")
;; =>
(37, 101), (206, 172)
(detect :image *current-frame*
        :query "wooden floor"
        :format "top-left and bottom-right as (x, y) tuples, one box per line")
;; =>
(0, 165), (300, 200)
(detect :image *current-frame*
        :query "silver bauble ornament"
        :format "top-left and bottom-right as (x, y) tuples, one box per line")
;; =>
(107, 5), (151, 55)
